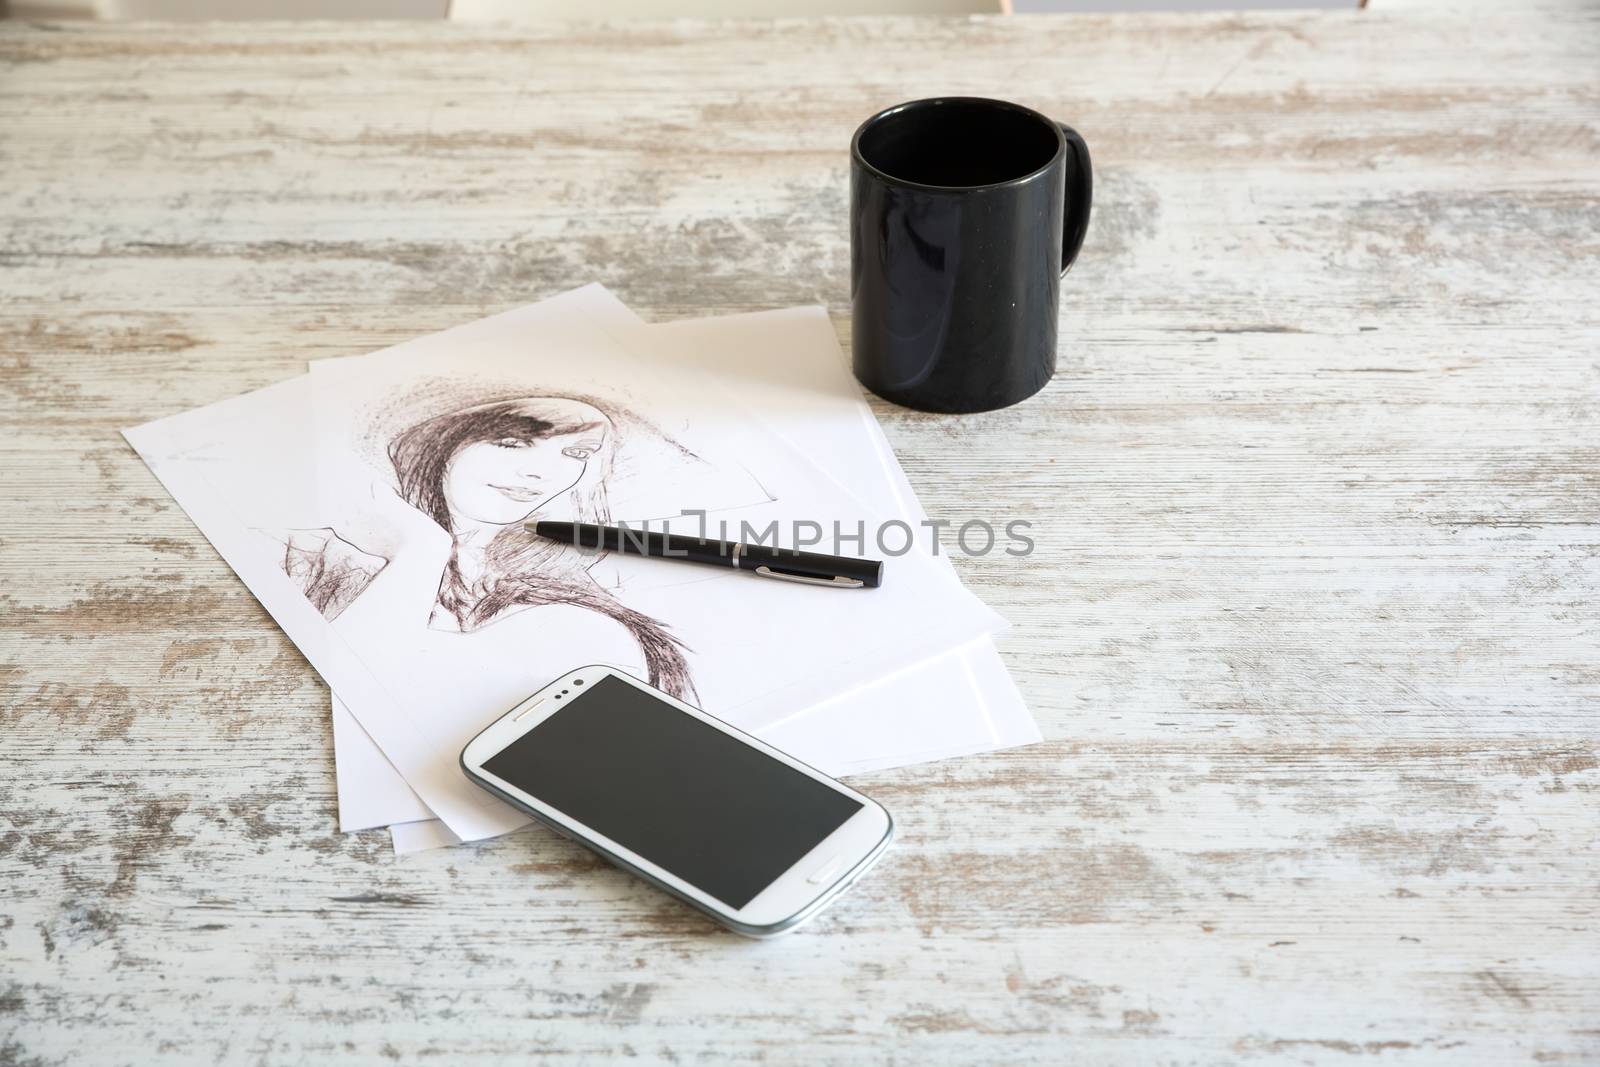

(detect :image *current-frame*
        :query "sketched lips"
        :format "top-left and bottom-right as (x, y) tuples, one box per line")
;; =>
(491, 483), (541, 502)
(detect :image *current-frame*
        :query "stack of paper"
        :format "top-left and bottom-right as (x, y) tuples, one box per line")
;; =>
(125, 285), (1040, 854)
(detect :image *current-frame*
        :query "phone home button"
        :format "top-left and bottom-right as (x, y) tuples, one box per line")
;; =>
(806, 854), (847, 885)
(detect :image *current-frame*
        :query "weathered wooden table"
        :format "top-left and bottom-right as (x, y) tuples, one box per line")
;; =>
(3, 4), (1597, 1063)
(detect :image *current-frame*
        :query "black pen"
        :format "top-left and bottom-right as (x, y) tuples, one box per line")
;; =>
(528, 521), (883, 589)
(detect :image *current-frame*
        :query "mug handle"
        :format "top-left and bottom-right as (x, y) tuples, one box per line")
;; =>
(1057, 123), (1093, 277)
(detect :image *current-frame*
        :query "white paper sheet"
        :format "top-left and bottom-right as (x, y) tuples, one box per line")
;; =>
(328, 293), (1038, 838)
(127, 288), (1002, 843)
(370, 299), (1042, 851)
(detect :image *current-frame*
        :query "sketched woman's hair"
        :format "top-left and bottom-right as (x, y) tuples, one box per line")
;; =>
(289, 394), (696, 701)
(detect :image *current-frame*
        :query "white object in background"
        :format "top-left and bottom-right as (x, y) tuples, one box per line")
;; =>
(1005, 0), (1354, 10)
(450, 0), (996, 18)
(93, 0), (445, 17)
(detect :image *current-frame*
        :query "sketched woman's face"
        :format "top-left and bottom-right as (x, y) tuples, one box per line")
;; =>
(443, 400), (609, 526)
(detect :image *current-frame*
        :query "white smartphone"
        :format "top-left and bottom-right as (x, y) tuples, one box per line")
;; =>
(459, 666), (895, 938)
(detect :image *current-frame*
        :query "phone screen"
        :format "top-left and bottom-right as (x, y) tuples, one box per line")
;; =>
(483, 675), (864, 909)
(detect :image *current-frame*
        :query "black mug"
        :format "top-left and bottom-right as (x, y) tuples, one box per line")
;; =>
(850, 97), (1093, 413)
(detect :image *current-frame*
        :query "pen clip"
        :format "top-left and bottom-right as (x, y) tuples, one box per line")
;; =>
(753, 565), (864, 589)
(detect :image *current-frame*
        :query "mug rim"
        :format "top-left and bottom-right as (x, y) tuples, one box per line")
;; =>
(850, 96), (1066, 193)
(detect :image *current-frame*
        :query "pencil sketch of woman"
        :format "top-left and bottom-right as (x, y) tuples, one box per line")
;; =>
(278, 395), (696, 700)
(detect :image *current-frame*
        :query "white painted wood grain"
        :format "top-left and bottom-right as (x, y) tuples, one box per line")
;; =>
(1, 5), (1597, 1064)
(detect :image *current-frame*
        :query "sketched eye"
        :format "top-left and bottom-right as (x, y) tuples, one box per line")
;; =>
(490, 437), (527, 449)
(561, 445), (595, 461)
